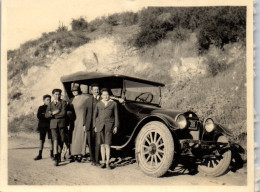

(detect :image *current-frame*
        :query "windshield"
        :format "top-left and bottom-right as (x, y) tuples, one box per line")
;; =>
(124, 80), (161, 105)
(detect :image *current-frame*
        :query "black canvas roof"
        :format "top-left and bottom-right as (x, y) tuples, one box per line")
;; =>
(60, 71), (165, 86)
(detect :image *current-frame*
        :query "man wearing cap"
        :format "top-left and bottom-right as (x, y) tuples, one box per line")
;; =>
(45, 88), (68, 166)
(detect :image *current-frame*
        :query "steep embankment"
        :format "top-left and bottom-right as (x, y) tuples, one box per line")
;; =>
(7, 26), (246, 154)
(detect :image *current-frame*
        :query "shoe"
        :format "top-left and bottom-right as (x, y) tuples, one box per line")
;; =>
(34, 155), (42, 160)
(70, 156), (75, 163)
(54, 154), (59, 166)
(106, 164), (111, 170)
(81, 158), (87, 163)
(100, 163), (105, 168)
(76, 156), (82, 163)
(50, 150), (54, 159)
(91, 162), (96, 166)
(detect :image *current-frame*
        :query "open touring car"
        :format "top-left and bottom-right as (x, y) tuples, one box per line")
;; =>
(61, 72), (232, 177)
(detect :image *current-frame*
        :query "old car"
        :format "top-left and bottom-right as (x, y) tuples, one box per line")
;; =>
(60, 71), (232, 177)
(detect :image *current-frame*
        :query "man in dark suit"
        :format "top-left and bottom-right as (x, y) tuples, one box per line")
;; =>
(34, 94), (53, 160)
(45, 89), (67, 166)
(85, 83), (101, 166)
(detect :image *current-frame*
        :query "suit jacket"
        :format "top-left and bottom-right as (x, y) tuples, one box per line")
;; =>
(93, 100), (119, 133)
(37, 105), (50, 130)
(45, 99), (67, 128)
(85, 95), (101, 131)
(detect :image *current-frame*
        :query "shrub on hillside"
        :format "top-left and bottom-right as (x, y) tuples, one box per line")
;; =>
(106, 13), (119, 26)
(56, 23), (68, 32)
(134, 28), (167, 47)
(120, 11), (138, 26)
(206, 55), (228, 77)
(99, 23), (113, 34)
(166, 27), (191, 43)
(71, 17), (88, 31)
(198, 7), (246, 52)
(9, 113), (38, 133)
(88, 17), (106, 32)
(133, 7), (246, 49)
(205, 45), (235, 76)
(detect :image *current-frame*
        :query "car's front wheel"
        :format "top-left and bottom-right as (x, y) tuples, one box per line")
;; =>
(135, 121), (174, 177)
(198, 135), (231, 176)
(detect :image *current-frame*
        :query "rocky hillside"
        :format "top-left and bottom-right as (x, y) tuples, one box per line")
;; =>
(7, 7), (247, 152)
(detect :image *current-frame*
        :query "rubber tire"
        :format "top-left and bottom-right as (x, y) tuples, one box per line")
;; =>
(135, 121), (174, 177)
(198, 135), (231, 177)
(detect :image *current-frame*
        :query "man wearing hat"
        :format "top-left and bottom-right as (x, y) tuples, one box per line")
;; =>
(45, 88), (68, 166)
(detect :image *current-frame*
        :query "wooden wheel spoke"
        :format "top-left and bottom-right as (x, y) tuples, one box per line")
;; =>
(212, 160), (216, 168)
(149, 133), (153, 143)
(150, 156), (154, 166)
(156, 136), (162, 144)
(157, 149), (164, 154)
(156, 153), (162, 161)
(207, 161), (210, 168)
(145, 154), (151, 163)
(154, 132), (158, 143)
(145, 138), (151, 145)
(154, 155), (158, 166)
(158, 143), (164, 148)
(143, 150), (150, 155)
(142, 145), (149, 149)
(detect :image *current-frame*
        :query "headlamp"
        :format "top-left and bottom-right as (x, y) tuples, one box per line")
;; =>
(176, 114), (187, 129)
(204, 118), (215, 132)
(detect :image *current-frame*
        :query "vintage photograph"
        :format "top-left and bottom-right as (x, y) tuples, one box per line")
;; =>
(1, 0), (254, 190)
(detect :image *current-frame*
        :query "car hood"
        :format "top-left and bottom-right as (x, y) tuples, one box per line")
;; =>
(126, 102), (183, 119)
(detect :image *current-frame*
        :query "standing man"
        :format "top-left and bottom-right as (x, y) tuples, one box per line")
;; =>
(34, 94), (53, 160)
(85, 83), (101, 166)
(45, 89), (67, 166)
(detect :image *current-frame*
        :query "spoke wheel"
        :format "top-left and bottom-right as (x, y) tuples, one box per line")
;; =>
(198, 135), (231, 177)
(135, 121), (174, 177)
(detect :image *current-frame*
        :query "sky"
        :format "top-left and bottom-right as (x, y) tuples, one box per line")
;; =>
(4, 0), (250, 50)
(5, 0), (145, 50)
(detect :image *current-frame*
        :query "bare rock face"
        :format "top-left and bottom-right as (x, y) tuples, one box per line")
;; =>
(8, 37), (148, 121)
(170, 57), (207, 79)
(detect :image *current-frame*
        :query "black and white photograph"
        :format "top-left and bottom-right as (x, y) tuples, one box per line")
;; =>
(0, 0), (254, 191)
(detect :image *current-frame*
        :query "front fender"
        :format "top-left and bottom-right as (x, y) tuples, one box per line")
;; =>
(215, 123), (233, 137)
(111, 114), (179, 149)
(149, 113), (180, 130)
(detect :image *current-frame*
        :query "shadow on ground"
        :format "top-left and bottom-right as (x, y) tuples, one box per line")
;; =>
(110, 143), (246, 177)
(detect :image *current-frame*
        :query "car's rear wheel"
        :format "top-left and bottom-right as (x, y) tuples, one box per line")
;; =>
(198, 135), (231, 177)
(135, 121), (174, 177)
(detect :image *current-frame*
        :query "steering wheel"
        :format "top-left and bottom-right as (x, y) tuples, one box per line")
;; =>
(135, 92), (154, 103)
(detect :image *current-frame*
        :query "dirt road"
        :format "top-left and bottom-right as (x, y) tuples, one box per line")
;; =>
(8, 132), (247, 185)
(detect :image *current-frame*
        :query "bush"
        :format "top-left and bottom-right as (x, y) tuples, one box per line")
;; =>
(9, 114), (38, 133)
(121, 12), (138, 26)
(205, 46), (230, 76)
(134, 27), (167, 47)
(56, 22), (68, 32)
(206, 55), (228, 77)
(133, 7), (246, 49)
(106, 13), (119, 26)
(88, 17), (106, 32)
(166, 28), (191, 43)
(71, 17), (88, 31)
(99, 23), (113, 34)
(198, 7), (246, 52)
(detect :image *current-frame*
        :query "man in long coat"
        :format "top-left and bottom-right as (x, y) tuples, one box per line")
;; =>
(85, 83), (101, 165)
